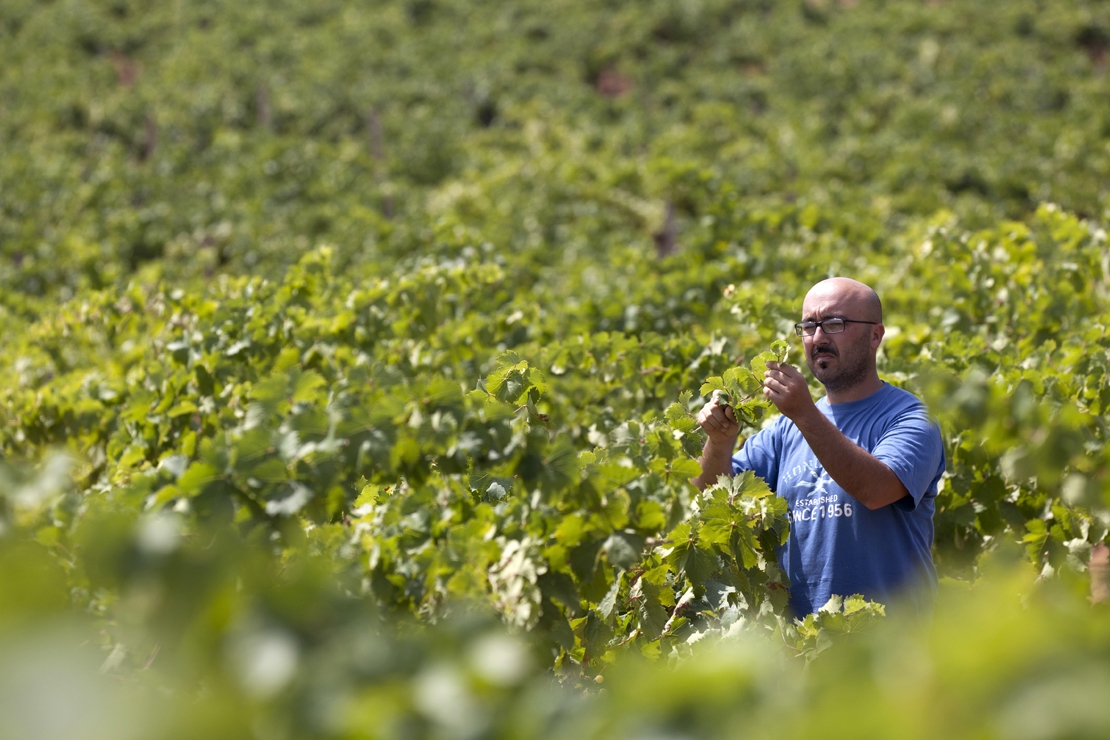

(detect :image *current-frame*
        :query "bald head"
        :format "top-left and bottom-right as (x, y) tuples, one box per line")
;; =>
(799, 278), (885, 400)
(803, 278), (882, 324)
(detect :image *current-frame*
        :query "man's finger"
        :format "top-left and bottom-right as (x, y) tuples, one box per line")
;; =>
(762, 373), (783, 389)
(766, 368), (803, 391)
(714, 410), (736, 428)
(700, 406), (736, 430)
(763, 377), (788, 397)
(772, 362), (801, 379)
(764, 364), (797, 380)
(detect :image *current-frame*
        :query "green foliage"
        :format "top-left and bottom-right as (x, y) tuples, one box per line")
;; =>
(0, 496), (1107, 740)
(6, 0), (1110, 315)
(3, 0), (1110, 737)
(699, 339), (790, 427)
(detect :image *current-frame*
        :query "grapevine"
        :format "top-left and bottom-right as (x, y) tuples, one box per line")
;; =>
(0, 1), (1108, 738)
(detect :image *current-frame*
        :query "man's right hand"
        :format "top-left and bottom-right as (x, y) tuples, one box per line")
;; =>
(693, 399), (740, 490)
(696, 399), (740, 445)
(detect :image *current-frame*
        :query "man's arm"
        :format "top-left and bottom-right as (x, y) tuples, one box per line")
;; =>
(762, 363), (909, 510)
(693, 402), (739, 490)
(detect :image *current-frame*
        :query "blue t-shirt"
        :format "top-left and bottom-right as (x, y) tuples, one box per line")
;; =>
(732, 383), (945, 617)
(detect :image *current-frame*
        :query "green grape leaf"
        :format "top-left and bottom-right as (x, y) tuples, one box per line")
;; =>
(700, 376), (726, 400)
(631, 577), (669, 640)
(291, 369), (327, 404)
(634, 501), (668, 532)
(667, 458), (701, 480)
(770, 339), (790, 363)
(178, 462), (219, 496)
(731, 525), (760, 570)
(596, 575), (622, 620)
(749, 351), (778, 384)
(666, 524), (717, 585)
(604, 532), (644, 570)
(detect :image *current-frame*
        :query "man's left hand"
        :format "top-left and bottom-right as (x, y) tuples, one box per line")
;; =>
(762, 362), (817, 422)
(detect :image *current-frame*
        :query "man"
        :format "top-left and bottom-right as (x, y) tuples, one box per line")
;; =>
(694, 278), (945, 617)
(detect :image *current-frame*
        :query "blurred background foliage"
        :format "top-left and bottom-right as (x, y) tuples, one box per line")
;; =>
(5, 0), (1110, 309)
(3, 0), (1110, 737)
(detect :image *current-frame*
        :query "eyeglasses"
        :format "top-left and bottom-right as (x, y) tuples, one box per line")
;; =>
(794, 318), (878, 337)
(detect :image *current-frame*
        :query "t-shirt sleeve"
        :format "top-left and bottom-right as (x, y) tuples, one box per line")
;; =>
(732, 422), (782, 491)
(872, 408), (945, 511)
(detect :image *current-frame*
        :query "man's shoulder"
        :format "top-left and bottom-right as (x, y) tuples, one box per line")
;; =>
(875, 383), (942, 438)
(880, 382), (927, 410)
(821, 382), (926, 420)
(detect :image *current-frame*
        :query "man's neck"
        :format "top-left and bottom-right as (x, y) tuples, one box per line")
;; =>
(824, 374), (885, 405)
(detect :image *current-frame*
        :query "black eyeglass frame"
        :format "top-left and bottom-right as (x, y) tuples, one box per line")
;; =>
(793, 318), (878, 337)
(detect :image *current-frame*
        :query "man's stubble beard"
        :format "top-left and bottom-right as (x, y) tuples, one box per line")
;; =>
(806, 335), (873, 393)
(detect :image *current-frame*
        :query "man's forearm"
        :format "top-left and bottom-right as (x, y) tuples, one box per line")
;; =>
(693, 437), (736, 491)
(791, 407), (908, 510)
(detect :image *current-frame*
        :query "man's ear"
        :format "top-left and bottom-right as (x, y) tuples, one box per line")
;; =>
(870, 324), (885, 350)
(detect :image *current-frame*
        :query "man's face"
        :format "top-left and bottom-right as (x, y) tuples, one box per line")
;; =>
(800, 285), (880, 392)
